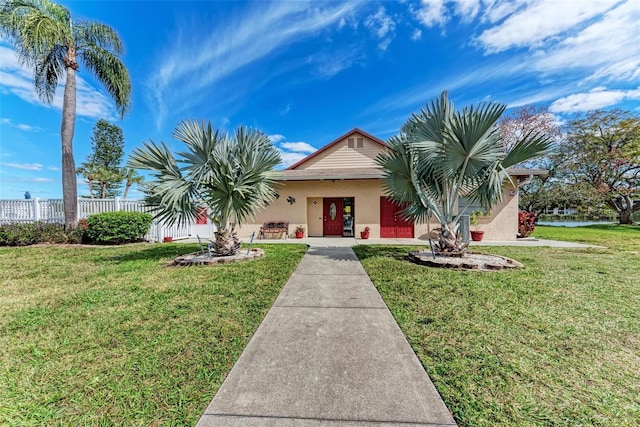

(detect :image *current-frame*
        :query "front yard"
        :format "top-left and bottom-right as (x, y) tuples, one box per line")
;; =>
(2, 225), (638, 426)
(353, 225), (639, 426)
(0, 243), (306, 426)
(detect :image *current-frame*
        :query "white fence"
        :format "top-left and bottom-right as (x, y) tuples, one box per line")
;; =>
(0, 198), (209, 242)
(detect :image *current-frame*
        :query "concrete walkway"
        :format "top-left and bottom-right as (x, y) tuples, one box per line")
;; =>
(196, 246), (457, 426)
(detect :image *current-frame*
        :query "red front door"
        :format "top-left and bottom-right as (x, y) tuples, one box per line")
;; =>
(323, 198), (344, 236)
(380, 197), (414, 238)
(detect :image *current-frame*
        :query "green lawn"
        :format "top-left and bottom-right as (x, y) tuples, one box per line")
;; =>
(0, 243), (306, 426)
(533, 224), (640, 252)
(354, 226), (640, 427)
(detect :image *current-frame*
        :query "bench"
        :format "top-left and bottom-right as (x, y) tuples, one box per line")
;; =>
(259, 221), (289, 239)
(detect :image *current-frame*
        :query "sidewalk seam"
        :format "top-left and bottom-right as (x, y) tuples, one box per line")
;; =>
(203, 412), (457, 426)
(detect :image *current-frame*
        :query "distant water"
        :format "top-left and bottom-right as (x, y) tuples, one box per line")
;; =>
(537, 221), (615, 227)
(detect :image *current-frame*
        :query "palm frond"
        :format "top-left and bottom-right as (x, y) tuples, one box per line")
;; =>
(502, 130), (552, 169)
(80, 45), (131, 117)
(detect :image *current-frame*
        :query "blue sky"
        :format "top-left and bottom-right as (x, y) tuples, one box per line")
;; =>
(1, 0), (639, 199)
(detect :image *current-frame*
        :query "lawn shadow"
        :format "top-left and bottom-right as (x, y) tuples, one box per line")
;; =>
(353, 245), (422, 262)
(99, 243), (201, 263)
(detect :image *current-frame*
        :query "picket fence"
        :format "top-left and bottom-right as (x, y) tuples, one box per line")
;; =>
(0, 198), (209, 242)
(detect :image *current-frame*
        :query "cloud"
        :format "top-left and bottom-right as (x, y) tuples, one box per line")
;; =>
(280, 142), (316, 153)
(411, 29), (422, 41)
(47, 166), (61, 171)
(365, 7), (395, 38)
(279, 103), (293, 116)
(1, 117), (42, 131)
(268, 134), (286, 143)
(476, 0), (616, 53)
(2, 162), (43, 171)
(314, 47), (363, 78)
(412, 0), (448, 27)
(549, 87), (640, 113)
(531, 1), (640, 81)
(0, 44), (118, 120)
(148, 1), (365, 128)
(278, 151), (308, 168)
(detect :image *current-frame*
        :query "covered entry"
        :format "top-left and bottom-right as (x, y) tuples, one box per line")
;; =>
(380, 197), (414, 238)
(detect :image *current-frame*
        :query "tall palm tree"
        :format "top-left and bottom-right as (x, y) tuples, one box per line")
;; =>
(121, 167), (143, 200)
(128, 120), (282, 256)
(76, 162), (97, 198)
(376, 91), (552, 254)
(0, 0), (131, 229)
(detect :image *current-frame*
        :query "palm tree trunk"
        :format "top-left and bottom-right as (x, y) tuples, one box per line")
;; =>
(123, 182), (131, 200)
(61, 67), (78, 230)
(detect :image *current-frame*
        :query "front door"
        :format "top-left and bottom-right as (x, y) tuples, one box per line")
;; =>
(323, 198), (344, 236)
(380, 197), (414, 238)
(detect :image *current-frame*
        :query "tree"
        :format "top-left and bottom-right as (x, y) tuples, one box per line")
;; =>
(79, 119), (125, 198)
(121, 167), (143, 199)
(128, 120), (282, 256)
(0, 0), (131, 229)
(499, 105), (564, 214)
(376, 91), (551, 254)
(556, 110), (640, 224)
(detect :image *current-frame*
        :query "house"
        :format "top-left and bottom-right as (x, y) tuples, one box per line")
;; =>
(239, 128), (546, 241)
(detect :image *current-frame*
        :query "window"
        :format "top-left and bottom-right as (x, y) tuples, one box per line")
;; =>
(347, 138), (354, 148)
(357, 137), (364, 148)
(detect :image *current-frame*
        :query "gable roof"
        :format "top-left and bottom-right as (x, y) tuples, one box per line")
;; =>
(286, 128), (387, 170)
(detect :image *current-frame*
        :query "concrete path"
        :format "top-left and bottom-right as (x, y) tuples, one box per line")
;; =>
(196, 246), (457, 426)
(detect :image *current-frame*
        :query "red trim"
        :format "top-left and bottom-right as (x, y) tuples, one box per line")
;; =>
(286, 128), (388, 170)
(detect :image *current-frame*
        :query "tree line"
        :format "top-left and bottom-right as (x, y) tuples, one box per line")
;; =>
(500, 107), (640, 225)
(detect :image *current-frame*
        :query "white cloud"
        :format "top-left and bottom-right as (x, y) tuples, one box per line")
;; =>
(411, 29), (422, 41)
(476, 0), (616, 53)
(47, 166), (61, 171)
(413, 0), (448, 27)
(0, 44), (117, 120)
(278, 151), (308, 168)
(532, 1), (640, 81)
(279, 103), (293, 116)
(549, 87), (640, 113)
(268, 134), (286, 143)
(364, 7), (396, 51)
(280, 142), (316, 153)
(2, 117), (42, 131)
(314, 48), (363, 78)
(2, 162), (43, 171)
(149, 2), (365, 128)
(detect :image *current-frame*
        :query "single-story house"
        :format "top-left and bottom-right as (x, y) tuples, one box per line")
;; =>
(238, 128), (546, 240)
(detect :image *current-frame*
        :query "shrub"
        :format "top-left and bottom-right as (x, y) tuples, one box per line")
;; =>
(0, 222), (70, 246)
(518, 211), (538, 238)
(86, 211), (153, 245)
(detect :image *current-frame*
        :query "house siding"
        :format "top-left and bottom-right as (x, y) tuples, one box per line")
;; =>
(296, 134), (382, 170)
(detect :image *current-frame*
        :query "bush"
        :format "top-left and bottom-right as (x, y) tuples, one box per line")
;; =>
(86, 211), (153, 245)
(0, 222), (72, 246)
(518, 211), (538, 238)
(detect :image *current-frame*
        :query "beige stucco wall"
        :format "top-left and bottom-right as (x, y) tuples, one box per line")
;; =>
(237, 179), (520, 241)
(478, 182), (519, 241)
(298, 134), (383, 170)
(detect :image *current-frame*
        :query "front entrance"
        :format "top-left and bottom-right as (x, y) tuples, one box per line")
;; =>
(380, 197), (414, 238)
(323, 198), (344, 236)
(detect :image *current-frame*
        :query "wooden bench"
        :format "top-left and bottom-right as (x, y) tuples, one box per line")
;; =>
(259, 221), (289, 239)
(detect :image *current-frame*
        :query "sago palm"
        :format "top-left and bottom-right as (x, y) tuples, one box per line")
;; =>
(376, 91), (552, 254)
(128, 120), (282, 256)
(0, 0), (131, 229)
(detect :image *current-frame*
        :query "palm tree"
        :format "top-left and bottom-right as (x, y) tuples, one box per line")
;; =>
(0, 0), (131, 229)
(121, 167), (143, 200)
(128, 120), (282, 256)
(376, 91), (552, 254)
(76, 162), (97, 198)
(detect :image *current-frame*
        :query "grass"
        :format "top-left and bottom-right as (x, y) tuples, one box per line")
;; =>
(533, 224), (640, 252)
(353, 226), (640, 426)
(0, 243), (306, 426)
